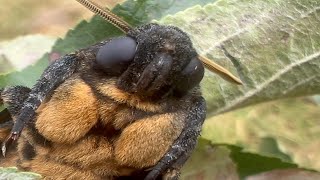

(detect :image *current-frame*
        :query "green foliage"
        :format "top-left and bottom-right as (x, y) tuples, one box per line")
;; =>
(0, 56), (14, 75)
(202, 97), (320, 171)
(257, 137), (292, 162)
(181, 139), (238, 179)
(0, 35), (55, 88)
(0, 167), (41, 180)
(51, 0), (217, 55)
(181, 139), (297, 179)
(227, 144), (297, 179)
(0, 56), (48, 88)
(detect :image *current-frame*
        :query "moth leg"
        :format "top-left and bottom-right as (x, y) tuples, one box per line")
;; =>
(2, 54), (80, 155)
(159, 155), (189, 180)
(35, 77), (99, 144)
(0, 86), (31, 163)
(1, 86), (31, 117)
(0, 86), (31, 141)
(145, 97), (206, 180)
(0, 109), (13, 144)
(114, 112), (186, 169)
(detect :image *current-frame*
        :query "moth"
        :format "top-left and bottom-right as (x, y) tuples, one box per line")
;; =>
(0, 0), (242, 179)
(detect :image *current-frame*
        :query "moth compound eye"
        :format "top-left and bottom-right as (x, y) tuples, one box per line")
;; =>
(175, 57), (204, 94)
(96, 37), (137, 74)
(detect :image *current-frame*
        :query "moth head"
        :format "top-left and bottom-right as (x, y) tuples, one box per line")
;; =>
(79, 0), (242, 100)
(114, 24), (204, 99)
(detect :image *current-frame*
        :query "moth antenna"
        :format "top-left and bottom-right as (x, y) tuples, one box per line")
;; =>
(75, 0), (132, 33)
(198, 55), (243, 85)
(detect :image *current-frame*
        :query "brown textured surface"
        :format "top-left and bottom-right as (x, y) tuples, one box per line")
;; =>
(114, 112), (185, 168)
(1, 18), (205, 179)
(1, 72), (198, 179)
(97, 78), (164, 113)
(36, 76), (99, 144)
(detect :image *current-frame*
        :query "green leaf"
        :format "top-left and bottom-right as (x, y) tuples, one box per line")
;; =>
(0, 35), (56, 88)
(258, 137), (292, 163)
(52, 0), (217, 55)
(227, 144), (297, 179)
(0, 55), (49, 88)
(116, 0), (215, 25)
(157, 0), (320, 115)
(0, 167), (41, 180)
(0, 35), (56, 73)
(201, 97), (320, 171)
(0, 55), (14, 75)
(181, 139), (298, 179)
(181, 139), (238, 180)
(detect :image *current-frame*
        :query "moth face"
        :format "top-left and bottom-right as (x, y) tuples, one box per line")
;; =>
(95, 23), (204, 99)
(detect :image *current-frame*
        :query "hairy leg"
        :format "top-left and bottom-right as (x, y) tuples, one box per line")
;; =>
(114, 112), (185, 169)
(145, 97), (206, 180)
(1, 86), (31, 117)
(0, 86), (31, 164)
(35, 76), (99, 144)
(3, 54), (80, 155)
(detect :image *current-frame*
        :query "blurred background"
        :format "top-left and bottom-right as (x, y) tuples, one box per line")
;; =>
(0, 0), (122, 40)
(0, 0), (319, 178)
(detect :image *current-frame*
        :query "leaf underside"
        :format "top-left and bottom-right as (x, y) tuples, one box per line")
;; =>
(158, 0), (320, 116)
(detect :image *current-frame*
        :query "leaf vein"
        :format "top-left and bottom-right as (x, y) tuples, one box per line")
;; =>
(215, 51), (320, 114)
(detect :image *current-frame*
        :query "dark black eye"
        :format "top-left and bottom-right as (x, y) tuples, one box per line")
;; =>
(96, 36), (137, 74)
(174, 57), (204, 94)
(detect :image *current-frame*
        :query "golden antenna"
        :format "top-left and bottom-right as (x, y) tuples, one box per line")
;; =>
(199, 56), (243, 84)
(75, 0), (243, 85)
(75, 0), (132, 33)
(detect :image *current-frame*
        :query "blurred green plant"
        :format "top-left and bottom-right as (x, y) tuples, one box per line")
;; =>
(0, 167), (41, 180)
